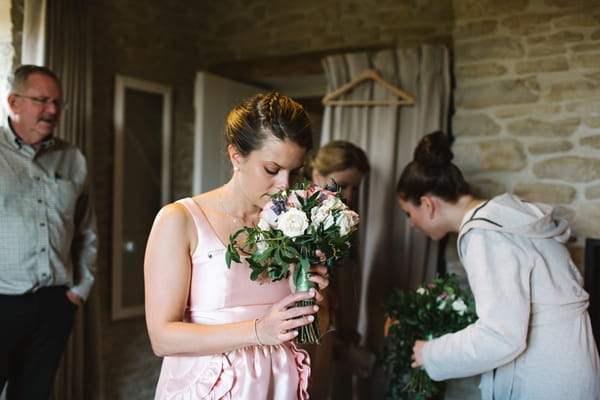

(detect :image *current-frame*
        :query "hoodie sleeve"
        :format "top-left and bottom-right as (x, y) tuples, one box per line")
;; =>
(422, 229), (531, 381)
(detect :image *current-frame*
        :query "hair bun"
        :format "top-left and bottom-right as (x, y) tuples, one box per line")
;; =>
(413, 131), (453, 168)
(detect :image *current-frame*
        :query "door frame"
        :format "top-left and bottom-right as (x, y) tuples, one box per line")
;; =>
(112, 75), (173, 320)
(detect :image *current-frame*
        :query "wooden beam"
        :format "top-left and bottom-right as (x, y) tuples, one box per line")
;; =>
(208, 44), (394, 84)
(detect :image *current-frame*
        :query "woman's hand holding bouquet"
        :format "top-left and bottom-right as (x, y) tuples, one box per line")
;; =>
(383, 274), (477, 399)
(226, 182), (360, 344)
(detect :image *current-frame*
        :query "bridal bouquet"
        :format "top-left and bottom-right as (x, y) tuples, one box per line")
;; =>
(383, 274), (477, 400)
(225, 181), (360, 344)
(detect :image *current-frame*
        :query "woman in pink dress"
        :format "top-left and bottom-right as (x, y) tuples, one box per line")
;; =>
(144, 92), (330, 399)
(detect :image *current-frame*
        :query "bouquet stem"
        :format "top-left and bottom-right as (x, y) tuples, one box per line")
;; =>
(403, 333), (439, 399)
(403, 367), (439, 399)
(294, 267), (321, 344)
(295, 297), (321, 344)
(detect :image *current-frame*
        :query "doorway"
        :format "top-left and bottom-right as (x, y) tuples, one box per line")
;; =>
(193, 71), (327, 194)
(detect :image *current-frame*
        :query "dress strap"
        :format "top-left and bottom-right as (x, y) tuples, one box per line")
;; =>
(176, 198), (226, 260)
(176, 197), (207, 232)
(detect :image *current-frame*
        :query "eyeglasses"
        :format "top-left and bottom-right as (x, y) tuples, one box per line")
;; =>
(13, 94), (69, 110)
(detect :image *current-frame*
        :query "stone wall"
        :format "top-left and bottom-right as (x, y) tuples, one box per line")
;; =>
(0, 4), (13, 81)
(451, 0), (600, 264)
(0, 0), (16, 121)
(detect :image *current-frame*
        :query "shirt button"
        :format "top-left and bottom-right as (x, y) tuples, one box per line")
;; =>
(41, 248), (46, 252)
(38, 199), (43, 204)
(40, 222), (46, 227)
(35, 176), (41, 181)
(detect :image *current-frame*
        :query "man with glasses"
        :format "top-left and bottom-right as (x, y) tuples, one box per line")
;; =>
(0, 65), (98, 399)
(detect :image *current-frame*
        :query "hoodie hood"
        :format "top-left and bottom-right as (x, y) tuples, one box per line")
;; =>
(458, 193), (571, 245)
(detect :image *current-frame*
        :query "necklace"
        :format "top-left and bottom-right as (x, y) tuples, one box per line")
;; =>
(218, 188), (251, 228)
(219, 198), (242, 226)
(218, 187), (259, 229)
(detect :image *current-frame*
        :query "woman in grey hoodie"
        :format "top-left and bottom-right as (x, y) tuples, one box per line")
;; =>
(396, 131), (600, 400)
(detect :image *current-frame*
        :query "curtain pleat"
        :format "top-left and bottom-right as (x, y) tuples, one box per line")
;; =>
(26, 1), (104, 399)
(320, 45), (451, 399)
(46, 0), (92, 153)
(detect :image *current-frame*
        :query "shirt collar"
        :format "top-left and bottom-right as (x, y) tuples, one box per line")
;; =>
(2, 117), (55, 150)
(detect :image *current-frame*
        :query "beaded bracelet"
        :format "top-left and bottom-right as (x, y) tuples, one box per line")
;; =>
(253, 318), (264, 346)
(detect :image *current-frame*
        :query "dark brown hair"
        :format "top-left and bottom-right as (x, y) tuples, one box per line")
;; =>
(225, 92), (313, 156)
(396, 131), (470, 205)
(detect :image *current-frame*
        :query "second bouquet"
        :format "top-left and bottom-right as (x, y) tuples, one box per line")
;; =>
(382, 274), (478, 399)
(225, 181), (360, 344)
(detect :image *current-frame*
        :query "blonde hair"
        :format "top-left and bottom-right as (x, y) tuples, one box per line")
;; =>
(305, 140), (370, 179)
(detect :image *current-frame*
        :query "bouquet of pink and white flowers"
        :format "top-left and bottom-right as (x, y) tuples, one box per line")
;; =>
(225, 181), (360, 344)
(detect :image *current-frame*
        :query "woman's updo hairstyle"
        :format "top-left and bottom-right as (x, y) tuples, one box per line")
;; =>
(396, 131), (470, 205)
(304, 140), (370, 180)
(225, 92), (313, 157)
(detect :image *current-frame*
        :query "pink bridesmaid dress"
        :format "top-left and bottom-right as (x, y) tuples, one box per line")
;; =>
(154, 198), (311, 400)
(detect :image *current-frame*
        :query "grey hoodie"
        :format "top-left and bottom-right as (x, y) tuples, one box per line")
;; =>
(458, 193), (570, 247)
(422, 193), (600, 400)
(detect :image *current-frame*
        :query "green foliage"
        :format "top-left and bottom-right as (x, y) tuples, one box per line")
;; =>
(382, 274), (477, 399)
(224, 181), (360, 344)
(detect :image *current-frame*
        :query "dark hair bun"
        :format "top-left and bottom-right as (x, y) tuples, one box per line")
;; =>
(413, 131), (453, 168)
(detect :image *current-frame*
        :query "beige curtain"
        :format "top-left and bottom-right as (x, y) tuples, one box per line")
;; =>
(21, 0), (46, 65)
(21, 1), (104, 399)
(320, 45), (451, 399)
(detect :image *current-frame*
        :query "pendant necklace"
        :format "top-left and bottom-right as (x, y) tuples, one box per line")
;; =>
(219, 190), (246, 228)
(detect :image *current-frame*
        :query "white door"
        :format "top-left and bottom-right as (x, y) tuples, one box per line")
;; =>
(193, 72), (264, 194)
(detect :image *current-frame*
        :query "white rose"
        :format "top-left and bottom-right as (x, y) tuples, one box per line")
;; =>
(259, 206), (279, 228)
(256, 236), (269, 253)
(336, 210), (359, 235)
(320, 196), (343, 212)
(437, 299), (448, 310)
(277, 208), (309, 238)
(311, 206), (335, 229)
(451, 298), (468, 316)
(416, 287), (426, 295)
(258, 218), (271, 231)
(322, 214), (335, 230)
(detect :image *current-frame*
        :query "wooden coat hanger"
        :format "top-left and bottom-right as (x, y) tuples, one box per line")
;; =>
(321, 68), (416, 106)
